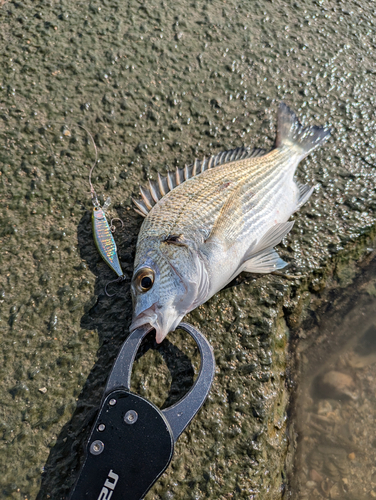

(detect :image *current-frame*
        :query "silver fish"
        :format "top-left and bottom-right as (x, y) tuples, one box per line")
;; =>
(130, 103), (330, 342)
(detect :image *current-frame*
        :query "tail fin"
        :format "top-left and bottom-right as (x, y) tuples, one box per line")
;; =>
(275, 103), (331, 159)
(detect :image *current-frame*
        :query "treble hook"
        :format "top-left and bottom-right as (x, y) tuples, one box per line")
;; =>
(105, 275), (128, 297)
(110, 217), (124, 233)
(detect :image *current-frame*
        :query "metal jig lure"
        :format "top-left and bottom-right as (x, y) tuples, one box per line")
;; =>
(83, 126), (127, 296)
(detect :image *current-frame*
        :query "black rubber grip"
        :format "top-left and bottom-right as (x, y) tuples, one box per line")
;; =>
(70, 390), (174, 500)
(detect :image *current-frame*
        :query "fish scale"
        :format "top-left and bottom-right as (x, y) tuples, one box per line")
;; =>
(139, 148), (294, 246)
(130, 103), (331, 343)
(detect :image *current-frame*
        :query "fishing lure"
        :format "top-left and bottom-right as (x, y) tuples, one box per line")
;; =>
(83, 126), (127, 296)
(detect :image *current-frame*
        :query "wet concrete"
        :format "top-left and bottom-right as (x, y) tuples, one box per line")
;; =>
(289, 251), (376, 500)
(0, 0), (376, 498)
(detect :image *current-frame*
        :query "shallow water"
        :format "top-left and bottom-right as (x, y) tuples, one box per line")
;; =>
(1, 0), (376, 499)
(291, 253), (376, 500)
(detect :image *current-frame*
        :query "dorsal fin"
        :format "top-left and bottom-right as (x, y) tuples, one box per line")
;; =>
(132, 146), (267, 217)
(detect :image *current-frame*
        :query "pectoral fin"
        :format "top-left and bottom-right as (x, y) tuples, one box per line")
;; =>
(205, 183), (247, 247)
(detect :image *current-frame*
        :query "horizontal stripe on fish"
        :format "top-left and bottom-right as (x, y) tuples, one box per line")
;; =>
(139, 149), (296, 242)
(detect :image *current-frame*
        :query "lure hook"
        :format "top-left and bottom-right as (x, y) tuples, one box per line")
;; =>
(110, 217), (124, 233)
(105, 275), (127, 297)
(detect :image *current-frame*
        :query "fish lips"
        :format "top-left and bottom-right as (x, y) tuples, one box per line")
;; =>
(129, 304), (183, 344)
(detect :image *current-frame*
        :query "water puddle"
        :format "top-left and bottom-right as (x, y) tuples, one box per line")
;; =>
(290, 255), (376, 500)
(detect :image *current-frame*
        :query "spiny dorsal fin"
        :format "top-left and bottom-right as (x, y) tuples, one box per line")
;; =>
(133, 146), (267, 217)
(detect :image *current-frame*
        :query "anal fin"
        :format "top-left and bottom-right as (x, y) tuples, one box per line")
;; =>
(243, 248), (288, 274)
(243, 221), (294, 262)
(240, 221), (293, 274)
(205, 183), (245, 247)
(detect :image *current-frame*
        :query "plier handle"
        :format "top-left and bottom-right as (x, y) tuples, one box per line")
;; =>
(69, 323), (215, 500)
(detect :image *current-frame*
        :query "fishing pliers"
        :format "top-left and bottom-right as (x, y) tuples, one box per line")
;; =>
(69, 322), (215, 500)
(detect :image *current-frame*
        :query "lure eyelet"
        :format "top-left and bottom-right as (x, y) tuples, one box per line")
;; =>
(134, 268), (155, 293)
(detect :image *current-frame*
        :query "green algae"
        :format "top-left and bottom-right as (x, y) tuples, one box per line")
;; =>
(1, 0), (376, 498)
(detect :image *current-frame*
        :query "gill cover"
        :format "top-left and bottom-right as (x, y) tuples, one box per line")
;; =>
(130, 238), (209, 343)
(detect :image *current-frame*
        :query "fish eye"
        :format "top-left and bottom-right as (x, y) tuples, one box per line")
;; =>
(135, 268), (155, 293)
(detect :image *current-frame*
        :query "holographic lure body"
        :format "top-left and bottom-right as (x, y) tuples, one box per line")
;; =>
(92, 196), (124, 278)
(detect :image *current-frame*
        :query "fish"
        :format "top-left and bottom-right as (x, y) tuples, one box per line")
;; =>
(130, 103), (331, 343)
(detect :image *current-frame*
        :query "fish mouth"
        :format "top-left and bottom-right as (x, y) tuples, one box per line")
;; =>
(129, 304), (183, 344)
(129, 306), (158, 334)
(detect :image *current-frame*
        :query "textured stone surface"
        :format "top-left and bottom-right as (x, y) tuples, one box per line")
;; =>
(0, 0), (376, 498)
(288, 249), (376, 500)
